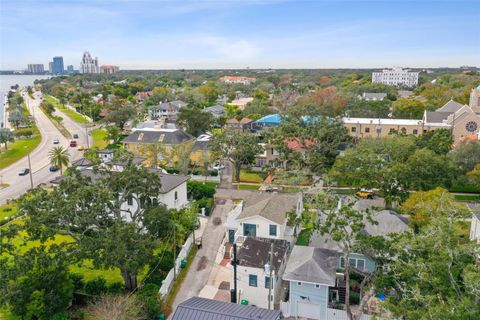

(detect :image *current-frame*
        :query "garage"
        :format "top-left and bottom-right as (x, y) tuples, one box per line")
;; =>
(297, 301), (321, 319)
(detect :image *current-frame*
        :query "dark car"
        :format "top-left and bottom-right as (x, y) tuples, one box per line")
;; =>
(73, 134), (79, 139)
(70, 140), (77, 147)
(49, 165), (58, 172)
(18, 168), (30, 176)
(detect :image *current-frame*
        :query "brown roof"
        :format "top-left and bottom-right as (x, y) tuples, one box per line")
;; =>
(239, 117), (253, 124)
(226, 118), (240, 124)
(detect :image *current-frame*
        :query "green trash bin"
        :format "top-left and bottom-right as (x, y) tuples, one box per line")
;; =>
(155, 314), (165, 320)
(181, 258), (187, 268)
(240, 299), (249, 305)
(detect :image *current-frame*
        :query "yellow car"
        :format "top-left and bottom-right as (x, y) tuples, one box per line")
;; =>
(77, 145), (85, 151)
(356, 189), (374, 199)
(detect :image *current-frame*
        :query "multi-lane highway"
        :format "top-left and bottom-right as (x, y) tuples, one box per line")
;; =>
(0, 91), (89, 204)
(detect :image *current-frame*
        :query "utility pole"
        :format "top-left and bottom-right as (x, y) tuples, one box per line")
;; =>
(231, 243), (238, 303)
(268, 241), (274, 310)
(27, 152), (33, 189)
(85, 125), (90, 149)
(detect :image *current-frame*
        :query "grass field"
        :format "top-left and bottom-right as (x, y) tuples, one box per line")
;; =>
(0, 203), (19, 221)
(239, 169), (265, 183)
(44, 95), (89, 124)
(91, 129), (108, 149)
(238, 184), (260, 190)
(0, 135), (41, 169)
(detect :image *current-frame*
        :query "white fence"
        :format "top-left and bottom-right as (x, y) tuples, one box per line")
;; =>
(190, 175), (221, 182)
(327, 308), (374, 320)
(280, 301), (290, 317)
(158, 233), (195, 297)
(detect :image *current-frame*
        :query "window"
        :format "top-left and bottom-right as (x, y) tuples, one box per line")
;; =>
(315, 284), (320, 288)
(269, 224), (277, 236)
(249, 275), (257, 287)
(265, 276), (271, 289)
(174, 191), (178, 201)
(127, 196), (133, 206)
(348, 257), (366, 271)
(297, 282), (302, 286)
(340, 257), (345, 268)
(365, 127), (370, 133)
(413, 129), (418, 135)
(351, 127), (356, 132)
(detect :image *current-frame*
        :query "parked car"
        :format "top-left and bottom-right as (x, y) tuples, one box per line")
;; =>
(356, 189), (374, 199)
(212, 162), (225, 171)
(49, 165), (58, 172)
(69, 140), (77, 147)
(53, 138), (59, 144)
(18, 168), (30, 176)
(73, 134), (79, 139)
(265, 186), (279, 193)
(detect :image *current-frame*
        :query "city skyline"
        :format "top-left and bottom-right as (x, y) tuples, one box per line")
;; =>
(0, 0), (479, 70)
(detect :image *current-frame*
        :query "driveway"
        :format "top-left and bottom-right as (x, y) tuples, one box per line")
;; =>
(171, 198), (233, 310)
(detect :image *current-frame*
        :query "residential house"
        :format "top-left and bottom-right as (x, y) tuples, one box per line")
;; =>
(219, 76), (256, 85)
(225, 117), (254, 132)
(203, 105), (226, 118)
(230, 97), (254, 110)
(148, 100), (187, 120)
(282, 246), (338, 320)
(468, 203), (480, 245)
(255, 114), (282, 130)
(134, 91), (153, 104)
(233, 237), (289, 309)
(122, 128), (194, 166)
(190, 133), (213, 166)
(171, 297), (282, 320)
(224, 192), (303, 245)
(134, 119), (177, 131)
(359, 93), (387, 101)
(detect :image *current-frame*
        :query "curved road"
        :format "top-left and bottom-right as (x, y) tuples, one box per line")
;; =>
(0, 91), (88, 204)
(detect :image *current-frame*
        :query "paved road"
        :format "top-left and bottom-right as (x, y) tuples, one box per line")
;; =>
(0, 91), (87, 204)
(171, 199), (233, 310)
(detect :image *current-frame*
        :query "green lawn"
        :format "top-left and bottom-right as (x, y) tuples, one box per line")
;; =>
(239, 169), (265, 183)
(44, 95), (89, 124)
(238, 184), (260, 190)
(0, 203), (19, 221)
(0, 134), (41, 169)
(453, 194), (480, 201)
(91, 129), (108, 149)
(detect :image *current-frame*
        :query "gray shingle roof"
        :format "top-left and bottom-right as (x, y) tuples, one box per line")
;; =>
(363, 210), (409, 236)
(436, 100), (464, 113)
(283, 246), (337, 286)
(425, 111), (451, 123)
(237, 193), (300, 225)
(172, 297), (282, 320)
(237, 237), (288, 272)
(71, 158), (94, 167)
(204, 105), (226, 117)
(122, 129), (193, 145)
(362, 92), (387, 100)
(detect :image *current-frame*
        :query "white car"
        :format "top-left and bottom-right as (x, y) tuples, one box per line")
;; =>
(53, 138), (60, 144)
(212, 162), (225, 171)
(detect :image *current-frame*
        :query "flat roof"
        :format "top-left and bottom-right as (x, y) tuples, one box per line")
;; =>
(342, 117), (422, 126)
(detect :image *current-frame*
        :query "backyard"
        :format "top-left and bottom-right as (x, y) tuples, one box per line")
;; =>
(91, 129), (108, 149)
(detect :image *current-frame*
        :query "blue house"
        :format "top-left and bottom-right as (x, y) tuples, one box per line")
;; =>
(283, 246), (338, 320)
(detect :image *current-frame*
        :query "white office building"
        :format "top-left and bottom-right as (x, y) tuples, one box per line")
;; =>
(372, 67), (419, 87)
(80, 51), (100, 74)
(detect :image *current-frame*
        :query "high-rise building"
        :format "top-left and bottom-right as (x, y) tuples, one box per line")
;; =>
(66, 65), (74, 73)
(80, 51), (99, 74)
(27, 64), (45, 74)
(100, 65), (119, 74)
(52, 56), (64, 74)
(372, 67), (419, 87)
(48, 62), (53, 73)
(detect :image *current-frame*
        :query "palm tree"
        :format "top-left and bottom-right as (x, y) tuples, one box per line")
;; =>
(49, 146), (70, 175)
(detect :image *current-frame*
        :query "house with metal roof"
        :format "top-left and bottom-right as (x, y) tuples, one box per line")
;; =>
(172, 297), (282, 320)
(203, 105), (226, 118)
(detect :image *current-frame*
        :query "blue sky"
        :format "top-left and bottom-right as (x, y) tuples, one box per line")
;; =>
(0, 0), (479, 69)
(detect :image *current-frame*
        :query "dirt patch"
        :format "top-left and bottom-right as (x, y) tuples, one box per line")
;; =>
(218, 281), (230, 290)
(197, 256), (208, 271)
(213, 217), (222, 226)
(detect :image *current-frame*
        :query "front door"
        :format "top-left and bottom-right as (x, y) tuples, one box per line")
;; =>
(228, 229), (235, 243)
(243, 223), (256, 238)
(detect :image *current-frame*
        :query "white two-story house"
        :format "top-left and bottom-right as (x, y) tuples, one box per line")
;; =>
(224, 192), (303, 245)
(469, 204), (480, 245)
(233, 237), (289, 309)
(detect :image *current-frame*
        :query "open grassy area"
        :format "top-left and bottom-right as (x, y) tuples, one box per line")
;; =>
(0, 203), (19, 221)
(238, 184), (260, 190)
(453, 194), (480, 201)
(91, 129), (108, 149)
(239, 169), (265, 183)
(0, 134), (41, 169)
(44, 94), (89, 124)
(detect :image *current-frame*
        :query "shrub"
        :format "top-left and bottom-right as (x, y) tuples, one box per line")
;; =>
(349, 291), (360, 305)
(196, 197), (213, 215)
(144, 250), (174, 285)
(106, 282), (125, 294)
(13, 128), (33, 137)
(209, 170), (218, 176)
(70, 273), (85, 291)
(137, 284), (163, 319)
(188, 181), (215, 200)
(165, 167), (180, 174)
(84, 277), (107, 296)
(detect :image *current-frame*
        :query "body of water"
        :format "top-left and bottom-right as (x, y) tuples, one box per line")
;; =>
(0, 74), (51, 127)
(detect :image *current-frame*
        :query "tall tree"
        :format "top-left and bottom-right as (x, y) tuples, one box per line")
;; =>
(8, 109), (24, 129)
(210, 131), (263, 182)
(177, 107), (212, 137)
(415, 128), (453, 155)
(104, 97), (136, 130)
(450, 140), (480, 172)
(48, 146), (70, 174)
(0, 128), (14, 149)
